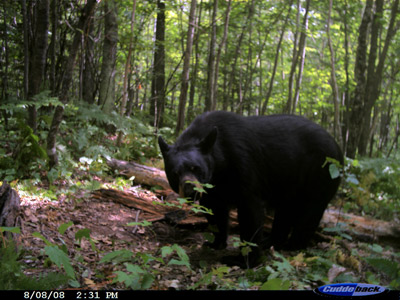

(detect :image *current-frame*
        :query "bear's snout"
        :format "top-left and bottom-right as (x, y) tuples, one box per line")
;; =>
(178, 174), (202, 200)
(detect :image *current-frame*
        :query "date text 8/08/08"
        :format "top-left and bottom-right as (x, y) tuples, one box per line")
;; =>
(23, 291), (118, 300)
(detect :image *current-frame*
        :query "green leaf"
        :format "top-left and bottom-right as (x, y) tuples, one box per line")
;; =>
(33, 232), (54, 246)
(126, 220), (152, 227)
(58, 221), (74, 235)
(75, 228), (91, 242)
(44, 246), (75, 280)
(100, 249), (133, 264)
(260, 278), (291, 290)
(364, 257), (399, 279)
(329, 164), (340, 179)
(0, 227), (21, 234)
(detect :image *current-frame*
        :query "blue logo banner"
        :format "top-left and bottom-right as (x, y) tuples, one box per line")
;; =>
(316, 283), (387, 297)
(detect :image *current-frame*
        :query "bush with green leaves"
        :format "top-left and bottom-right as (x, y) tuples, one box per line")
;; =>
(341, 157), (400, 220)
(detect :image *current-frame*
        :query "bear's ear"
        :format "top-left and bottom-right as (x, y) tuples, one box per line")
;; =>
(158, 136), (170, 155)
(199, 126), (218, 153)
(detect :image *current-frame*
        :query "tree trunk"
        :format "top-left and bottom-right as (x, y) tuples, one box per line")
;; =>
(150, 0), (166, 129)
(117, 0), (137, 146)
(188, 0), (203, 123)
(176, 0), (197, 135)
(285, 0), (301, 114)
(204, 0), (217, 112)
(1, 0), (10, 128)
(340, 0), (351, 154)
(213, 0), (231, 112)
(0, 182), (20, 229)
(82, 14), (95, 104)
(49, 0), (58, 96)
(346, 0), (373, 158)
(327, 0), (342, 144)
(358, 0), (399, 156)
(262, 1), (292, 115)
(292, 0), (310, 114)
(47, 0), (97, 167)
(27, 0), (49, 133)
(284, 0), (310, 114)
(225, 0), (254, 112)
(99, 0), (118, 114)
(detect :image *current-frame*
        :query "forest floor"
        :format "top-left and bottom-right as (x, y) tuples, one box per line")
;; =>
(16, 180), (244, 290)
(12, 172), (400, 290)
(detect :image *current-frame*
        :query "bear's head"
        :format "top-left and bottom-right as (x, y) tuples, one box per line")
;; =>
(158, 127), (218, 200)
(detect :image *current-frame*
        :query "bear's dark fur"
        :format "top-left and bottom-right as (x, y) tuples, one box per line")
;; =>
(158, 111), (343, 267)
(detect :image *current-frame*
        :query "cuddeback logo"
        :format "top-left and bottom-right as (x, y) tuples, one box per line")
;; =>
(316, 283), (387, 297)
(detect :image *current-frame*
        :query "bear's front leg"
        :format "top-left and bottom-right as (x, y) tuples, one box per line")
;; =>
(201, 197), (229, 250)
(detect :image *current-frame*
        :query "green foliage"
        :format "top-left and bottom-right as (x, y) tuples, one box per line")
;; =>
(154, 181), (214, 216)
(341, 157), (400, 220)
(191, 266), (233, 290)
(364, 257), (400, 289)
(100, 244), (190, 289)
(0, 228), (69, 290)
(32, 222), (103, 287)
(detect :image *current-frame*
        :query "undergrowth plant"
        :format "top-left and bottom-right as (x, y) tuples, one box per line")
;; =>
(0, 227), (69, 289)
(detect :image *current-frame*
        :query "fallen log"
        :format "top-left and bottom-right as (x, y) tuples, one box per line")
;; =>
(102, 159), (400, 247)
(91, 188), (206, 225)
(92, 186), (400, 248)
(322, 209), (400, 247)
(106, 158), (171, 190)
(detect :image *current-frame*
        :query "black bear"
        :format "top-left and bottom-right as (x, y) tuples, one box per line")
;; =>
(158, 111), (343, 267)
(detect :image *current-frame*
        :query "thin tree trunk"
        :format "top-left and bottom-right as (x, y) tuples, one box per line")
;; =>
(27, 0), (49, 132)
(188, 0), (203, 123)
(99, 0), (118, 114)
(82, 13), (95, 104)
(327, 0), (342, 144)
(117, 0), (137, 147)
(285, 0), (301, 114)
(47, 0), (97, 167)
(212, 0), (231, 112)
(150, 0), (166, 129)
(285, 0), (310, 114)
(292, 0), (310, 113)
(358, 0), (399, 156)
(225, 0), (254, 112)
(2, 0), (10, 127)
(346, 0), (373, 159)
(204, 0), (218, 112)
(262, 1), (292, 115)
(49, 0), (58, 96)
(176, 0), (197, 135)
(341, 0), (351, 154)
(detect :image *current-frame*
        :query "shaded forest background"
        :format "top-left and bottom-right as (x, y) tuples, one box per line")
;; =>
(1, 0), (400, 162)
(0, 0), (400, 291)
